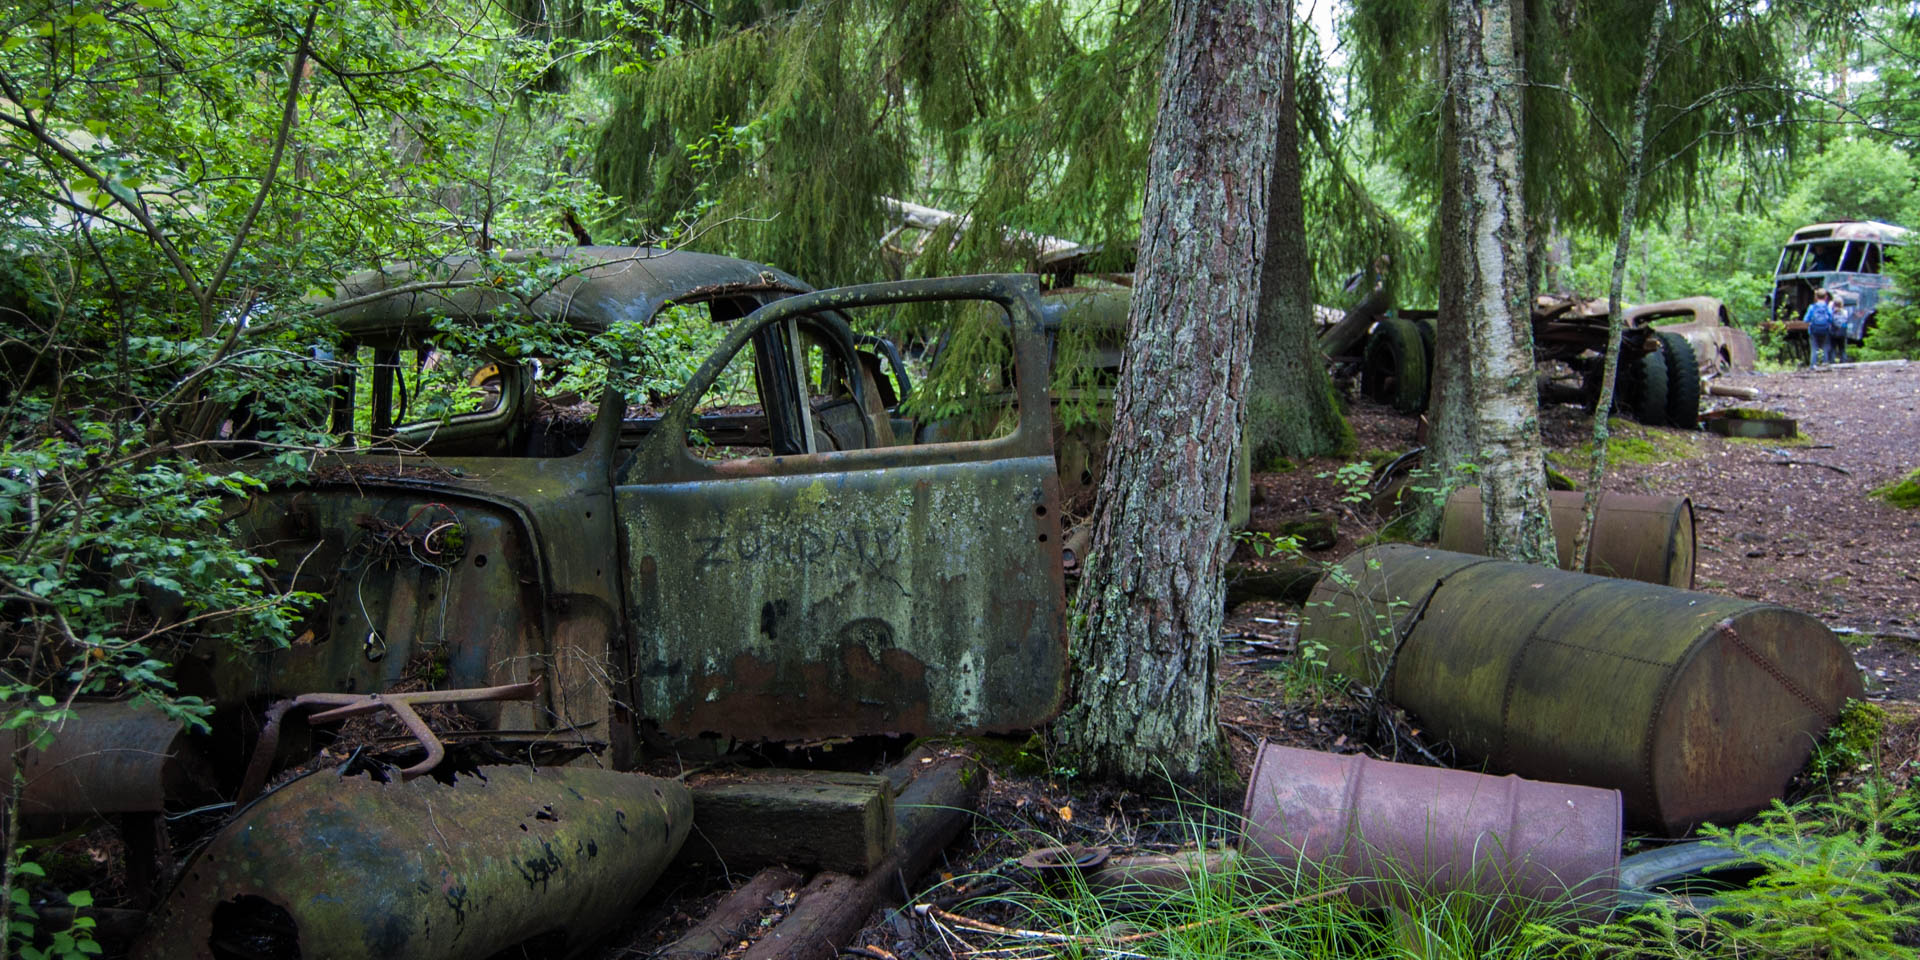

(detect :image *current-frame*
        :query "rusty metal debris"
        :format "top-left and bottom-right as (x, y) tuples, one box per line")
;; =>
(216, 260), (1070, 755)
(0, 699), (213, 828)
(1439, 487), (1696, 587)
(622, 276), (1068, 741)
(237, 680), (540, 801)
(1300, 544), (1863, 835)
(1241, 743), (1622, 918)
(140, 764), (692, 960)
(1702, 409), (1799, 439)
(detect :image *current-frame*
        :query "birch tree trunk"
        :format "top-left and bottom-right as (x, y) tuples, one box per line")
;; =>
(1247, 0), (1351, 466)
(1429, 0), (1555, 564)
(1051, 0), (1282, 784)
(1575, 0), (1671, 569)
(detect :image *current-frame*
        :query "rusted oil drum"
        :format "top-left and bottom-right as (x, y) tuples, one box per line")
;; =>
(0, 700), (214, 831)
(1241, 744), (1621, 918)
(1439, 487), (1695, 587)
(140, 765), (692, 960)
(1300, 544), (1863, 836)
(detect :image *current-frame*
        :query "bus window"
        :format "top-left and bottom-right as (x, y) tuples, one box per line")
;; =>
(1863, 244), (1883, 273)
(1840, 242), (1864, 272)
(1805, 241), (1845, 273)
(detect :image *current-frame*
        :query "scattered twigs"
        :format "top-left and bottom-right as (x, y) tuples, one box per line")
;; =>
(1762, 448), (1851, 475)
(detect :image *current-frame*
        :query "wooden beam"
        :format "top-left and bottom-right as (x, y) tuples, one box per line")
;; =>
(740, 751), (986, 960)
(656, 866), (807, 960)
(684, 772), (895, 876)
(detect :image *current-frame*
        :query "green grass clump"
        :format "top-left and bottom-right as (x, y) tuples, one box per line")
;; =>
(1716, 407), (1791, 420)
(936, 773), (1920, 960)
(1870, 468), (1920, 509)
(1806, 700), (1889, 785)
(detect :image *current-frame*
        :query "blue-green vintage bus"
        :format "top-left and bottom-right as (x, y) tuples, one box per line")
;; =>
(1768, 219), (1907, 344)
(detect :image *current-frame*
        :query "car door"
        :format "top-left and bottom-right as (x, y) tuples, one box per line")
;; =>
(615, 275), (1067, 741)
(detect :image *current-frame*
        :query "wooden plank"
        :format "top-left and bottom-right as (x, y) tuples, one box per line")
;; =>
(657, 866), (806, 960)
(684, 771), (895, 875)
(741, 751), (986, 960)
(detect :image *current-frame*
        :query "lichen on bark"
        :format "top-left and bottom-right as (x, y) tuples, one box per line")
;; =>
(1050, 0), (1284, 785)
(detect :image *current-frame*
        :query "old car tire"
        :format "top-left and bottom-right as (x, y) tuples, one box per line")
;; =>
(1657, 331), (1701, 429)
(1364, 318), (1430, 414)
(1625, 344), (1670, 427)
(1415, 317), (1437, 383)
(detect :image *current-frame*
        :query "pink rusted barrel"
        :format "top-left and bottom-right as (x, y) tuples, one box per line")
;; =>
(1241, 744), (1622, 918)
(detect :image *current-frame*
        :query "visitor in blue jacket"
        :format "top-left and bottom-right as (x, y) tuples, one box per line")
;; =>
(1804, 289), (1835, 368)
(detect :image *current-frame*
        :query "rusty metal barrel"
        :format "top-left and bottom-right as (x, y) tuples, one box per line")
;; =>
(0, 700), (214, 831)
(1241, 744), (1621, 918)
(1439, 487), (1695, 587)
(1300, 544), (1862, 836)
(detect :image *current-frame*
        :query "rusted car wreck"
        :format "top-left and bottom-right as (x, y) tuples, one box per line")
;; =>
(1344, 293), (1756, 428)
(23, 248), (1070, 958)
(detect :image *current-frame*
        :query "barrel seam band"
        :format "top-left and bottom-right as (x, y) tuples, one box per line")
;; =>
(1496, 581), (1611, 772)
(1721, 620), (1835, 721)
(1526, 637), (1677, 669)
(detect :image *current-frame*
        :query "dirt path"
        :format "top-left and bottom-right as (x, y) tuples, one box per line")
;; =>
(1239, 359), (1920, 708)
(1603, 360), (1920, 698)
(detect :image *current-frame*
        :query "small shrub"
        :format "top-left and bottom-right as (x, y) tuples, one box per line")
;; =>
(1870, 469), (1920, 510)
(1807, 700), (1890, 786)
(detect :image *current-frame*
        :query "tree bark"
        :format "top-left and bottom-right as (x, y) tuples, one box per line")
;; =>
(1051, 0), (1283, 784)
(1246, 0), (1351, 467)
(1427, 0), (1555, 563)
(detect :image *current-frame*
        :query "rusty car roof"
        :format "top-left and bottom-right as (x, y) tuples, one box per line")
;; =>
(325, 246), (813, 337)
(1787, 220), (1910, 244)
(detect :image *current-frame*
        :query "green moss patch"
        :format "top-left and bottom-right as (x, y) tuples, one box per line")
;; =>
(1871, 468), (1920, 509)
(1717, 407), (1790, 420)
(1549, 418), (1704, 476)
(1726, 434), (1813, 448)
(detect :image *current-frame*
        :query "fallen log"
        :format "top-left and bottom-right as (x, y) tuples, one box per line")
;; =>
(657, 866), (807, 960)
(742, 751), (986, 960)
(1245, 513), (1337, 551)
(1317, 287), (1394, 359)
(1224, 562), (1321, 608)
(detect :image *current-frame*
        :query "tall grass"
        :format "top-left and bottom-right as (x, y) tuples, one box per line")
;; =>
(921, 778), (1919, 960)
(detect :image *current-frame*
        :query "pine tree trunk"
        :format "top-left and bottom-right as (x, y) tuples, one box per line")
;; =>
(1428, 0), (1555, 563)
(1246, 0), (1350, 467)
(1050, 0), (1283, 784)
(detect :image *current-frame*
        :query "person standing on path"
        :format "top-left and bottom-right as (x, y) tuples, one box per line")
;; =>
(1804, 289), (1835, 368)
(1831, 295), (1851, 364)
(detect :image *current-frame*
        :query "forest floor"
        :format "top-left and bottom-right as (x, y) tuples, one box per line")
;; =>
(602, 360), (1920, 960)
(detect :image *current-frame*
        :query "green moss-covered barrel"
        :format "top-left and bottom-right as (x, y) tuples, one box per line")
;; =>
(1302, 544), (1862, 835)
(1438, 487), (1695, 587)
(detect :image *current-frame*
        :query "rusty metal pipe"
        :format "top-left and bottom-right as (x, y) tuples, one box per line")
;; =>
(1240, 744), (1621, 919)
(1438, 487), (1695, 587)
(1300, 545), (1863, 835)
(237, 681), (541, 802)
(140, 764), (693, 960)
(0, 700), (212, 830)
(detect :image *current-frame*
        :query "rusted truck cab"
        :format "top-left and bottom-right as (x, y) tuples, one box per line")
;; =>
(195, 248), (1067, 767)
